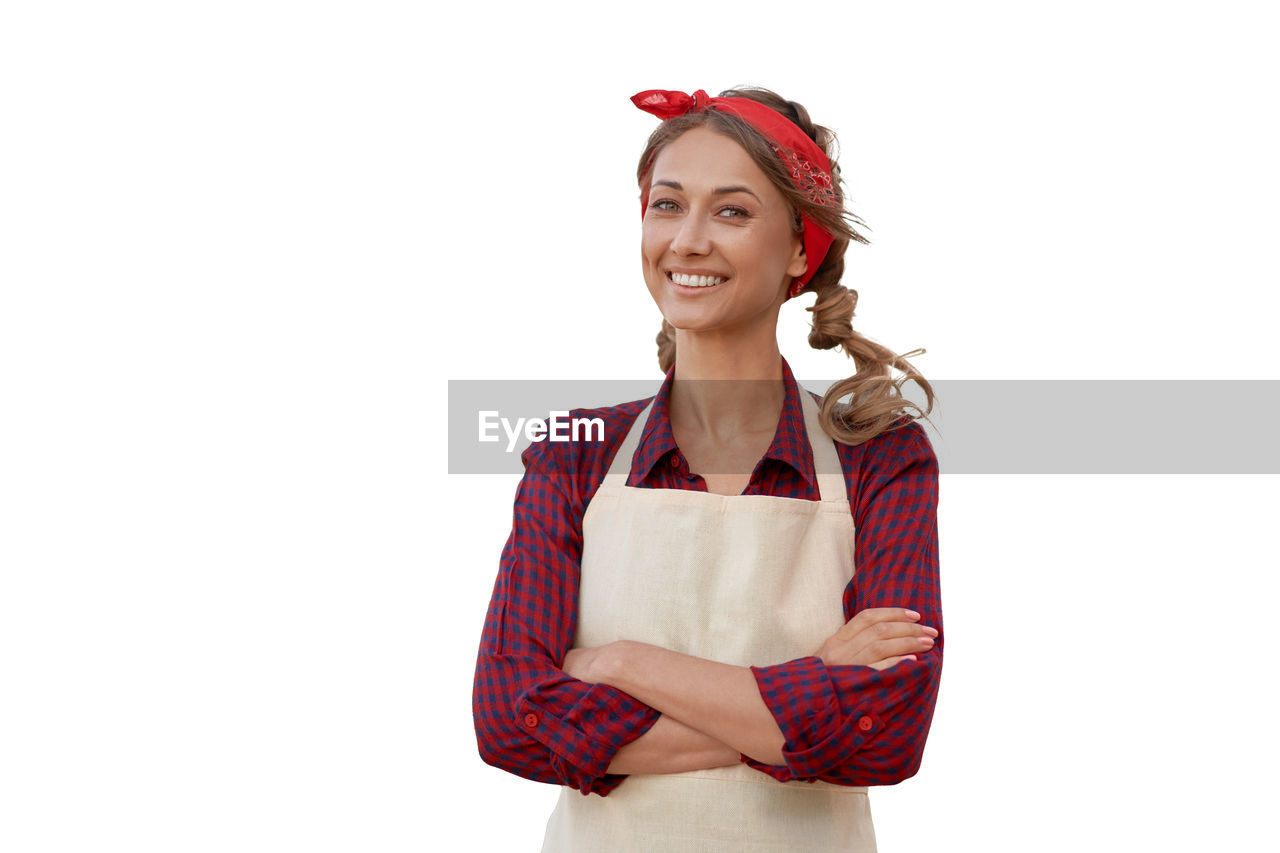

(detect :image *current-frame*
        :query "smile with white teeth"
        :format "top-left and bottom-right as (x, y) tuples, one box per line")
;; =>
(669, 272), (728, 288)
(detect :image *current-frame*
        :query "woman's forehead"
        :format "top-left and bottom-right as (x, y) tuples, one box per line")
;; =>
(649, 128), (771, 194)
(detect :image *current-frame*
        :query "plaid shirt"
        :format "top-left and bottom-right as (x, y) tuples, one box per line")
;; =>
(472, 357), (942, 796)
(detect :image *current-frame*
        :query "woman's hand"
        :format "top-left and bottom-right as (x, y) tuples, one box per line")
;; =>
(815, 607), (937, 671)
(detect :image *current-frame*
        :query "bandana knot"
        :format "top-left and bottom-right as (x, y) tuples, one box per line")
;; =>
(632, 88), (712, 119)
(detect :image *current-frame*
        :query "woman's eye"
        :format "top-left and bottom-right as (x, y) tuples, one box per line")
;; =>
(648, 200), (748, 218)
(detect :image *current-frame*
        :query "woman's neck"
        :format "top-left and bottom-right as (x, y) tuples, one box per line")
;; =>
(669, 329), (786, 440)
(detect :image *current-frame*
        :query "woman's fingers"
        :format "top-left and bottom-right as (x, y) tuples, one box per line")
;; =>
(836, 607), (922, 639)
(865, 634), (934, 661)
(817, 609), (938, 667)
(868, 654), (918, 671)
(843, 618), (937, 651)
(865, 620), (938, 642)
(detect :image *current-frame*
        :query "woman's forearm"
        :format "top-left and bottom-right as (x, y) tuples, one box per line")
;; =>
(599, 641), (787, 766)
(606, 713), (741, 775)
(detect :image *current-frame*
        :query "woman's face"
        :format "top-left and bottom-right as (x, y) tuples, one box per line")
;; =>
(641, 126), (807, 336)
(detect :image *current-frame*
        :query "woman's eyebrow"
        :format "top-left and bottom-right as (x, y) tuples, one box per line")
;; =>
(653, 179), (761, 202)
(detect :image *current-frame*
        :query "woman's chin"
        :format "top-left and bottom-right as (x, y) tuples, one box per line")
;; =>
(658, 308), (723, 334)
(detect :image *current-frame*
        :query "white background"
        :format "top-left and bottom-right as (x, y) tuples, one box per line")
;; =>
(3, 1), (1278, 851)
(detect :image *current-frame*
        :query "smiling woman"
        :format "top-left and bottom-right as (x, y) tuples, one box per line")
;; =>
(472, 86), (942, 853)
(635, 87), (935, 445)
(642, 128), (810, 340)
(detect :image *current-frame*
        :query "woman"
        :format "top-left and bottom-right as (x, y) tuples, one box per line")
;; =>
(472, 86), (941, 852)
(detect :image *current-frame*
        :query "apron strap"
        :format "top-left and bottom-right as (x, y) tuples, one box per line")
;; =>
(601, 399), (656, 488)
(797, 387), (849, 504)
(600, 385), (848, 504)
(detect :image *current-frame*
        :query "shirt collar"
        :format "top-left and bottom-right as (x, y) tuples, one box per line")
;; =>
(630, 355), (817, 488)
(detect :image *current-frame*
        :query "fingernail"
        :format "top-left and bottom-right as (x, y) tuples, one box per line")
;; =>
(919, 636), (934, 646)
(922, 626), (938, 637)
(905, 609), (921, 620)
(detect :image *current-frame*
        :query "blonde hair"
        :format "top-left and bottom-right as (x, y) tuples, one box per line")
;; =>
(638, 85), (934, 446)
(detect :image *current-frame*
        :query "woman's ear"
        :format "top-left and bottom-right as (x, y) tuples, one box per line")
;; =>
(787, 235), (807, 279)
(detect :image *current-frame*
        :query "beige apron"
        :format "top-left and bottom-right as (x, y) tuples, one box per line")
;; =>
(541, 387), (875, 853)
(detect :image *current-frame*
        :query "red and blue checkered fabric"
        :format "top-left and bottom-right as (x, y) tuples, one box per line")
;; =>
(472, 357), (942, 795)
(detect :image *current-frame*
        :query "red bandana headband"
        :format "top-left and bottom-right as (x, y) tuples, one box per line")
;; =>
(631, 88), (837, 299)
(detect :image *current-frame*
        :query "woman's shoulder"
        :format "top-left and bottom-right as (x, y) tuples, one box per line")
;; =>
(828, 410), (938, 476)
(822, 412), (938, 522)
(875, 416), (936, 460)
(516, 394), (656, 494)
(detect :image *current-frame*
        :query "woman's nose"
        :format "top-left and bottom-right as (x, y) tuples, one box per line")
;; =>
(669, 210), (711, 256)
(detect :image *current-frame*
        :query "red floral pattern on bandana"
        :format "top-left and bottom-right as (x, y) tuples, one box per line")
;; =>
(770, 143), (837, 208)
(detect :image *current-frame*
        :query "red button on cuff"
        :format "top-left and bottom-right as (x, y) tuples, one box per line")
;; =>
(856, 715), (874, 732)
(524, 713), (539, 728)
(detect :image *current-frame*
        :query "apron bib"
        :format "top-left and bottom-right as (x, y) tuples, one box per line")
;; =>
(541, 388), (875, 852)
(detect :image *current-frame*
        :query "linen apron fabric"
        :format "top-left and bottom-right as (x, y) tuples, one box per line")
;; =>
(540, 388), (876, 853)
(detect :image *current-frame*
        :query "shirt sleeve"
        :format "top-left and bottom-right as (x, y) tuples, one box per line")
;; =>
(472, 432), (661, 796)
(742, 419), (943, 785)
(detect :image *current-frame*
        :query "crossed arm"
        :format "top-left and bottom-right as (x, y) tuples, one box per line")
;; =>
(565, 610), (936, 773)
(472, 419), (942, 793)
